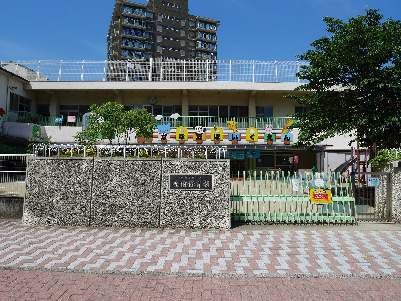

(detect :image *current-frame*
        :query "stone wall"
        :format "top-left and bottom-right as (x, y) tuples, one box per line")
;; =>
(23, 157), (230, 229)
(161, 159), (230, 229)
(391, 166), (401, 222)
(0, 197), (24, 218)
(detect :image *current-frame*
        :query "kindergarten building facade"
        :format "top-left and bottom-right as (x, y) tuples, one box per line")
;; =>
(0, 60), (358, 174)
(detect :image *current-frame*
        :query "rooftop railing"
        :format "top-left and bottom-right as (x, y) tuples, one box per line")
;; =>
(0, 60), (308, 83)
(6, 111), (292, 129)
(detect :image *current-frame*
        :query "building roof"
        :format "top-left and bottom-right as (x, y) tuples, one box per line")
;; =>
(0, 66), (29, 83)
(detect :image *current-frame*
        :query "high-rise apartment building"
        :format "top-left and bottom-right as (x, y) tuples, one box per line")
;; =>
(107, 0), (220, 61)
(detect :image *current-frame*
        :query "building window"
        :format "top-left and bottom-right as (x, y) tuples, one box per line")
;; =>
(189, 20), (196, 27)
(197, 41), (217, 51)
(198, 21), (217, 31)
(188, 106), (248, 117)
(295, 106), (311, 113)
(143, 105), (182, 116)
(123, 6), (146, 17)
(123, 27), (146, 38)
(10, 93), (31, 112)
(256, 153), (275, 168)
(59, 105), (90, 117)
(189, 31), (195, 37)
(162, 2), (181, 9)
(122, 17), (146, 27)
(256, 106), (273, 117)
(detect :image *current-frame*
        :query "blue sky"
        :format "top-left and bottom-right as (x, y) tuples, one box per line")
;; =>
(1, 0), (401, 62)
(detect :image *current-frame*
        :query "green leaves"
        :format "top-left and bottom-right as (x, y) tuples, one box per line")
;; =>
(74, 103), (156, 145)
(287, 8), (401, 149)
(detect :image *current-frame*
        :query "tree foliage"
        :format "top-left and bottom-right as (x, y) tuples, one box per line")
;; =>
(287, 8), (401, 149)
(74, 102), (156, 145)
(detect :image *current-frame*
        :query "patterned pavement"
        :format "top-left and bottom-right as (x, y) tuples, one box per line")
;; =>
(2, 219), (401, 300)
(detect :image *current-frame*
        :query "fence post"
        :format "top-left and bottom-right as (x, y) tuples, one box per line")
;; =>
(229, 60), (232, 82)
(58, 61), (63, 81)
(81, 60), (85, 81)
(252, 60), (255, 83)
(207, 60), (209, 81)
(37, 61), (41, 81)
(275, 61), (278, 82)
(103, 60), (107, 81)
(149, 58), (153, 81)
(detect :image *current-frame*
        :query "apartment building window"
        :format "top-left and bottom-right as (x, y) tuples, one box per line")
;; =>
(123, 6), (146, 17)
(162, 14), (181, 22)
(123, 17), (146, 27)
(198, 32), (217, 40)
(162, 25), (181, 32)
(189, 20), (196, 27)
(198, 52), (217, 60)
(162, 2), (181, 9)
(198, 21), (217, 31)
(256, 106), (273, 117)
(197, 41), (217, 51)
(123, 39), (145, 49)
(123, 27), (146, 38)
(189, 40), (195, 47)
(189, 31), (195, 37)
(122, 50), (145, 59)
(162, 45), (180, 52)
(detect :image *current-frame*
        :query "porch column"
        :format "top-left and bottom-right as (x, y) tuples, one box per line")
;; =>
(182, 89), (189, 116)
(248, 90), (256, 127)
(114, 90), (123, 104)
(49, 93), (59, 116)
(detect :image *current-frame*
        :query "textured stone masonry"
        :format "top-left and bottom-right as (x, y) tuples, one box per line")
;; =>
(23, 157), (230, 229)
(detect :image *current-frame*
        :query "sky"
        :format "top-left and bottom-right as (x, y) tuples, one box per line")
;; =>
(1, 0), (401, 63)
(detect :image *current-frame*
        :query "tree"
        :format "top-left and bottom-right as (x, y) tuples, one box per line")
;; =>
(287, 8), (401, 149)
(74, 103), (156, 146)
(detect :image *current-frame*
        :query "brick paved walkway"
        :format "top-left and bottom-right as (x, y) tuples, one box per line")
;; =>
(1, 220), (401, 300)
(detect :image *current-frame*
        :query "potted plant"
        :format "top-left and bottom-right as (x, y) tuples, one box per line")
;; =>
(128, 109), (156, 144)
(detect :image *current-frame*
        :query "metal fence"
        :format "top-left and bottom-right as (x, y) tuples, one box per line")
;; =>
(231, 171), (356, 224)
(0, 155), (33, 198)
(33, 144), (228, 159)
(7, 110), (292, 130)
(0, 60), (308, 83)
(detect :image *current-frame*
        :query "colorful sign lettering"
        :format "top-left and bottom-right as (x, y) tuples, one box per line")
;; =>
(368, 178), (380, 187)
(310, 189), (332, 204)
(193, 125), (206, 143)
(158, 123), (171, 143)
(227, 120), (238, 133)
(246, 150), (260, 159)
(227, 150), (245, 159)
(246, 127), (258, 143)
(281, 134), (293, 145)
(175, 126), (188, 143)
(211, 126), (223, 143)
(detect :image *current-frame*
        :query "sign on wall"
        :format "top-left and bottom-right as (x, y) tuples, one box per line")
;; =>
(170, 174), (213, 190)
(310, 189), (332, 204)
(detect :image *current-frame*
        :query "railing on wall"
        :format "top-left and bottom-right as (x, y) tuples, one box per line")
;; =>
(6, 111), (83, 127)
(0, 60), (309, 83)
(0, 154), (34, 198)
(7, 110), (292, 129)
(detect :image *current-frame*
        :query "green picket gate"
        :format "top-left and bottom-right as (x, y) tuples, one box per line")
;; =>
(230, 171), (357, 224)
